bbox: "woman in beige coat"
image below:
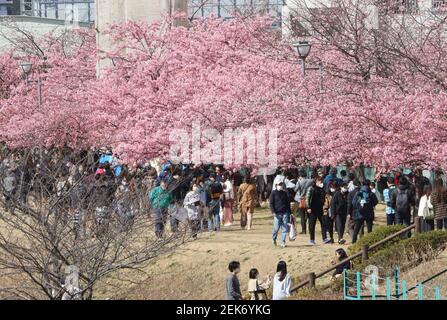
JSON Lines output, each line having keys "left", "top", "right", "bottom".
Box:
{"left": 237, "top": 176, "right": 258, "bottom": 230}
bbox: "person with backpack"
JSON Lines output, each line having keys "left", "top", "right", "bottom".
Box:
{"left": 306, "top": 176, "right": 328, "bottom": 245}
{"left": 331, "top": 182, "right": 349, "bottom": 244}
{"left": 391, "top": 177, "right": 416, "bottom": 234}
{"left": 383, "top": 177, "right": 397, "bottom": 226}
{"left": 351, "top": 180, "right": 378, "bottom": 244}
{"left": 417, "top": 184, "right": 434, "bottom": 232}
{"left": 270, "top": 182, "right": 291, "bottom": 248}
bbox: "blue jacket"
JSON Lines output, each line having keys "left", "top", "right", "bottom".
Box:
{"left": 352, "top": 186, "right": 378, "bottom": 220}
{"left": 323, "top": 174, "right": 342, "bottom": 188}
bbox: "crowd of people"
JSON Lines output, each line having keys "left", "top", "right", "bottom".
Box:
{"left": 2, "top": 148, "right": 446, "bottom": 243}
{"left": 2, "top": 149, "right": 447, "bottom": 300}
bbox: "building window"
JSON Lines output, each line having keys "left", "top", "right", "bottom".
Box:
{"left": 20, "top": 0, "right": 94, "bottom": 22}
{"left": 188, "top": 0, "right": 285, "bottom": 26}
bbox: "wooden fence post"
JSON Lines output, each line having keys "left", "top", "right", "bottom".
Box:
{"left": 415, "top": 216, "right": 422, "bottom": 234}
{"left": 308, "top": 272, "right": 316, "bottom": 288}
{"left": 361, "top": 244, "right": 369, "bottom": 262}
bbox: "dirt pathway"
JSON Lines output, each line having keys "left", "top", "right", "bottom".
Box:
{"left": 97, "top": 204, "right": 387, "bottom": 300}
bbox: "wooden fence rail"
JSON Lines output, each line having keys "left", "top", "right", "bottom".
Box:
{"left": 290, "top": 217, "right": 421, "bottom": 293}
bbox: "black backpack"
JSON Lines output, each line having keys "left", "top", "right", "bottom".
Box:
{"left": 396, "top": 188, "right": 411, "bottom": 214}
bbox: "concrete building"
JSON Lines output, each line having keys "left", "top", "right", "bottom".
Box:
{"left": 20, "top": 0, "right": 96, "bottom": 23}
{"left": 0, "top": 0, "right": 20, "bottom": 15}
{"left": 188, "top": 0, "right": 286, "bottom": 27}
{"left": 283, "top": 0, "right": 447, "bottom": 39}
{"left": 0, "top": 15, "right": 92, "bottom": 52}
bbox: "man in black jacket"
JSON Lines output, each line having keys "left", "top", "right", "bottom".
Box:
{"left": 347, "top": 179, "right": 361, "bottom": 239}
{"left": 270, "top": 182, "right": 291, "bottom": 248}
{"left": 391, "top": 176, "right": 416, "bottom": 237}
{"left": 331, "top": 182, "right": 349, "bottom": 244}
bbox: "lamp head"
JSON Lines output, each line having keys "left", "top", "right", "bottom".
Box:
{"left": 293, "top": 41, "right": 312, "bottom": 60}
{"left": 20, "top": 62, "right": 33, "bottom": 75}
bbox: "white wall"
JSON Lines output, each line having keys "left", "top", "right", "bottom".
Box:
{"left": 0, "top": 15, "right": 91, "bottom": 53}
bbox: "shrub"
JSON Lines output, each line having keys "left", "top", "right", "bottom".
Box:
{"left": 356, "top": 230, "right": 447, "bottom": 276}
{"left": 348, "top": 224, "right": 406, "bottom": 255}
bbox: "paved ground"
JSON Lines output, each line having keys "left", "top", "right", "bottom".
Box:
{"left": 96, "top": 204, "right": 388, "bottom": 300}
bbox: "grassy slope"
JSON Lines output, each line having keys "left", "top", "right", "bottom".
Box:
{"left": 95, "top": 204, "right": 387, "bottom": 300}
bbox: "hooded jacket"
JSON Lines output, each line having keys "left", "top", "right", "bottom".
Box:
{"left": 352, "top": 186, "right": 378, "bottom": 220}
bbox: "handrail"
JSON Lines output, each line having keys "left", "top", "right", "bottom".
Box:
{"left": 290, "top": 222, "right": 417, "bottom": 293}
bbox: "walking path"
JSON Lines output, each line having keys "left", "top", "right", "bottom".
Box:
{"left": 97, "top": 204, "right": 387, "bottom": 300}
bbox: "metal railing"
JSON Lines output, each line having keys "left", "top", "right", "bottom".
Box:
{"left": 290, "top": 218, "right": 421, "bottom": 293}
{"left": 344, "top": 267, "right": 447, "bottom": 300}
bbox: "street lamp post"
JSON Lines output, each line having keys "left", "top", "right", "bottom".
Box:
{"left": 20, "top": 61, "right": 42, "bottom": 106}
{"left": 293, "top": 41, "right": 324, "bottom": 93}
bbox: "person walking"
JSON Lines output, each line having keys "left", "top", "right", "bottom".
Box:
{"left": 351, "top": 180, "right": 378, "bottom": 244}
{"left": 184, "top": 184, "right": 202, "bottom": 238}
{"left": 306, "top": 177, "right": 328, "bottom": 245}
{"left": 418, "top": 184, "right": 435, "bottom": 232}
{"left": 148, "top": 179, "right": 173, "bottom": 237}
{"left": 391, "top": 177, "right": 416, "bottom": 235}
{"left": 207, "top": 174, "right": 223, "bottom": 232}
{"left": 431, "top": 178, "right": 447, "bottom": 230}
{"left": 269, "top": 182, "right": 291, "bottom": 248}
{"left": 383, "top": 177, "right": 397, "bottom": 226}
{"left": 347, "top": 179, "right": 361, "bottom": 239}
{"left": 222, "top": 173, "right": 235, "bottom": 227}
{"left": 331, "top": 182, "right": 349, "bottom": 244}
{"left": 272, "top": 261, "right": 292, "bottom": 300}
{"left": 237, "top": 176, "right": 257, "bottom": 230}
{"left": 293, "top": 170, "right": 313, "bottom": 234}
{"left": 226, "top": 261, "right": 243, "bottom": 300}
{"left": 323, "top": 182, "right": 336, "bottom": 244}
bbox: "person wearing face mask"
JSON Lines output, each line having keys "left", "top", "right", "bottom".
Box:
{"left": 149, "top": 179, "right": 173, "bottom": 237}
{"left": 184, "top": 183, "right": 202, "bottom": 238}
{"left": 352, "top": 180, "right": 379, "bottom": 244}
{"left": 323, "top": 182, "right": 337, "bottom": 244}
{"left": 331, "top": 182, "right": 349, "bottom": 244}
{"left": 269, "top": 182, "right": 291, "bottom": 248}
{"left": 305, "top": 177, "right": 328, "bottom": 245}
{"left": 293, "top": 170, "right": 313, "bottom": 234}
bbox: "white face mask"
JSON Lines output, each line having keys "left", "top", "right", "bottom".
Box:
{"left": 330, "top": 188, "right": 336, "bottom": 193}
{"left": 317, "top": 183, "right": 324, "bottom": 188}
{"left": 277, "top": 185, "right": 284, "bottom": 191}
